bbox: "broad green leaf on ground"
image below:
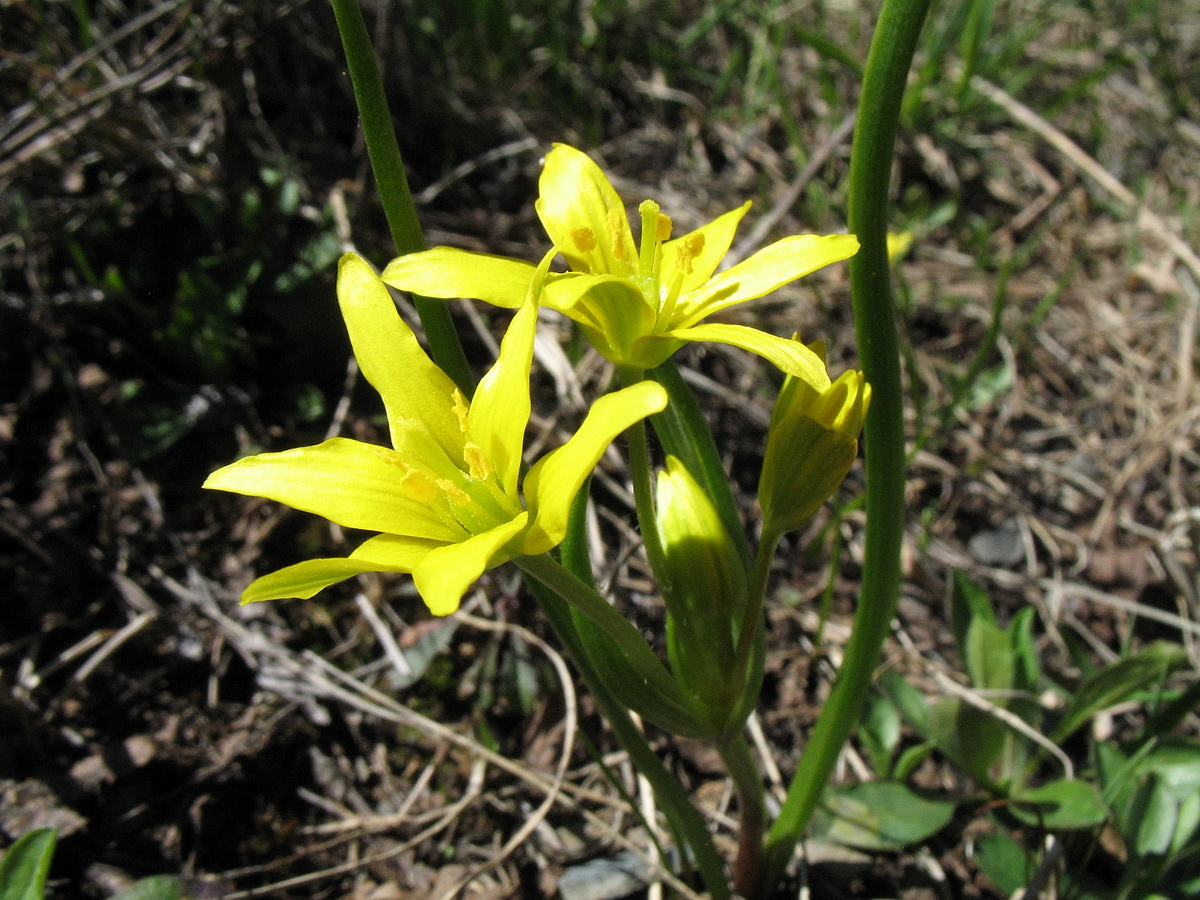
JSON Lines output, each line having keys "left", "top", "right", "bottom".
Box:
{"left": 1051, "top": 642, "right": 1188, "bottom": 743}
{"left": 929, "top": 697, "right": 1006, "bottom": 786}
{"left": 974, "top": 830, "right": 1036, "bottom": 896}
{"left": 111, "top": 876, "right": 193, "bottom": 900}
{"left": 0, "top": 829, "right": 55, "bottom": 900}
{"left": 949, "top": 570, "right": 997, "bottom": 660}
{"left": 1008, "top": 778, "right": 1108, "bottom": 830}
{"left": 810, "top": 782, "right": 956, "bottom": 851}
{"left": 965, "top": 617, "right": 1014, "bottom": 694}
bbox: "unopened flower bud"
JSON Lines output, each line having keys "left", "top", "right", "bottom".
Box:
{"left": 759, "top": 342, "right": 870, "bottom": 541}
{"left": 655, "top": 456, "right": 750, "bottom": 724}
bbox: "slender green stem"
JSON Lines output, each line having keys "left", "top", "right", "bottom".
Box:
{"left": 757, "top": 0, "right": 930, "bottom": 894}
{"left": 521, "top": 559, "right": 730, "bottom": 900}
{"left": 729, "top": 532, "right": 780, "bottom": 709}
{"left": 617, "top": 368, "right": 672, "bottom": 588}
{"left": 329, "top": 0, "right": 474, "bottom": 395}
{"left": 718, "top": 734, "right": 765, "bottom": 899}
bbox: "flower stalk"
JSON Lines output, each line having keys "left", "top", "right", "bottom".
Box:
{"left": 757, "top": 0, "right": 932, "bottom": 893}
{"left": 328, "top": 0, "right": 473, "bottom": 395}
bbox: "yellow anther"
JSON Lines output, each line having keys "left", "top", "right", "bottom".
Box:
{"left": 437, "top": 479, "right": 469, "bottom": 506}
{"left": 656, "top": 213, "right": 673, "bottom": 243}
{"left": 608, "top": 208, "right": 627, "bottom": 261}
{"left": 674, "top": 233, "right": 705, "bottom": 275}
{"left": 463, "top": 442, "right": 493, "bottom": 481}
{"left": 400, "top": 469, "right": 437, "bottom": 503}
{"left": 572, "top": 227, "right": 597, "bottom": 253}
{"left": 451, "top": 389, "right": 470, "bottom": 434}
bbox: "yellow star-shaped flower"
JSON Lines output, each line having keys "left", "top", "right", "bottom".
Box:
{"left": 205, "top": 252, "right": 666, "bottom": 615}
{"left": 382, "top": 144, "right": 858, "bottom": 382}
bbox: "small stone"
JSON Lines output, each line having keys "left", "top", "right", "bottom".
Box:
{"left": 558, "top": 851, "right": 652, "bottom": 900}
{"left": 967, "top": 523, "right": 1024, "bottom": 567}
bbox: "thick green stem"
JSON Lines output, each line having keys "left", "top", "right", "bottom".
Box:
{"left": 757, "top": 0, "right": 930, "bottom": 894}
{"left": 520, "top": 558, "right": 730, "bottom": 900}
{"left": 719, "top": 734, "right": 765, "bottom": 898}
{"left": 329, "top": 0, "right": 474, "bottom": 395}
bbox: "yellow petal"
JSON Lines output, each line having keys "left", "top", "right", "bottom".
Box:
{"left": 536, "top": 144, "right": 637, "bottom": 277}
{"left": 413, "top": 512, "right": 529, "bottom": 615}
{"left": 522, "top": 381, "right": 668, "bottom": 555}
{"left": 652, "top": 324, "right": 833, "bottom": 387}
{"left": 541, "top": 273, "right": 656, "bottom": 364}
{"left": 203, "top": 438, "right": 466, "bottom": 542}
{"left": 351, "top": 533, "right": 444, "bottom": 568}
{"left": 677, "top": 233, "right": 859, "bottom": 326}
{"left": 660, "top": 201, "right": 749, "bottom": 296}
{"left": 467, "top": 249, "right": 556, "bottom": 495}
{"left": 380, "top": 247, "right": 533, "bottom": 309}
{"left": 240, "top": 556, "right": 404, "bottom": 604}
{"left": 337, "top": 254, "right": 464, "bottom": 462}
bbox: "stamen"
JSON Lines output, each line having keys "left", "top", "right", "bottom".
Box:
{"left": 678, "top": 233, "right": 704, "bottom": 274}
{"left": 437, "top": 478, "right": 470, "bottom": 506}
{"left": 607, "top": 208, "right": 627, "bottom": 264}
{"left": 656, "top": 213, "right": 673, "bottom": 243}
{"left": 463, "top": 442, "right": 493, "bottom": 481}
{"left": 451, "top": 389, "right": 470, "bottom": 434}
{"left": 657, "top": 265, "right": 688, "bottom": 329}
{"left": 400, "top": 469, "right": 437, "bottom": 503}
{"left": 572, "top": 227, "right": 597, "bottom": 253}
{"left": 638, "top": 200, "right": 660, "bottom": 279}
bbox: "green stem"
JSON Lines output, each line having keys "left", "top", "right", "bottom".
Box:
{"left": 719, "top": 734, "right": 765, "bottom": 899}
{"left": 617, "top": 368, "right": 672, "bottom": 587}
{"left": 729, "top": 532, "right": 780, "bottom": 710}
{"left": 757, "top": 0, "right": 930, "bottom": 894}
{"left": 521, "top": 560, "right": 730, "bottom": 900}
{"left": 329, "top": 0, "right": 474, "bottom": 396}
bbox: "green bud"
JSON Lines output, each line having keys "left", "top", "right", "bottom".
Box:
{"left": 759, "top": 342, "right": 870, "bottom": 542}
{"left": 655, "top": 456, "right": 753, "bottom": 731}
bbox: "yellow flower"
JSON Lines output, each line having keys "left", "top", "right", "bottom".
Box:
{"left": 381, "top": 144, "right": 858, "bottom": 381}
{"left": 758, "top": 339, "right": 870, "bottom": 542}
{"left": 204, "top": 252, "right": 667, "bottom": 616}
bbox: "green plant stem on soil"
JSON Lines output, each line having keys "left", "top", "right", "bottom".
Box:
{"left": 756, "top": 0, "right": 931, "bottom": 894}
{"left": 719, "top": 733, "right": 766, "bottom": 898}
{"left": 329, "top": 0, "right": 474, "bottom": 396}
{"left": 517, "top": 554, "right": 731, "bottom": 900}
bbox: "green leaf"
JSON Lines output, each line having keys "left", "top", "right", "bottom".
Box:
{"left": 0, "top": 828, "right": 56, "bottom": 900}
{"left": 929, "top": 697, "right": 1005, "bottom": 786}
{"left": 894, "top": 741, "right": 935, "bottom": 782}
{"left": 810, "top": 782, "right": 955, "bottom": 851}
{"left": 1130, "top": 775, "right": 1178, "bottom": 856}
{"left": 1009, "top": 606, "right": 1042, "bottom": 695}
{"left": 880, "top": 668, "right": 932, "bottom": 737}
{"left": 974, "top": 830, "right": 1037, "bottom": 896}
{"left": 1009, "top": 778, "right": 1109, "bottom": 830}
{"left": 110, "top": 875, "right": 191, "bottom": 900}
{"left": 949, "top": 571, "right": 996, "bottom": 661}
{"left": 860, "top": 693, "right": 902, "bottom": 777}
{"left": 1051, "top": 642, "right": 1188, "bottom": 743}
{"left": 965, "top": 617, "right": 1013, "bottom": 693}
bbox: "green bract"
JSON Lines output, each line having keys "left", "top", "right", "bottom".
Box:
{"left": 656, "top": 456, "right": 757, "bottom": 734}
{"left": 382, "top": 144, "right": 858, "bottom": 378}
{"left": 204, "top": 252, "right": 667, "bottom": 616}
{"left": 758, "top": 339, "right": 870, "bottom": 542}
